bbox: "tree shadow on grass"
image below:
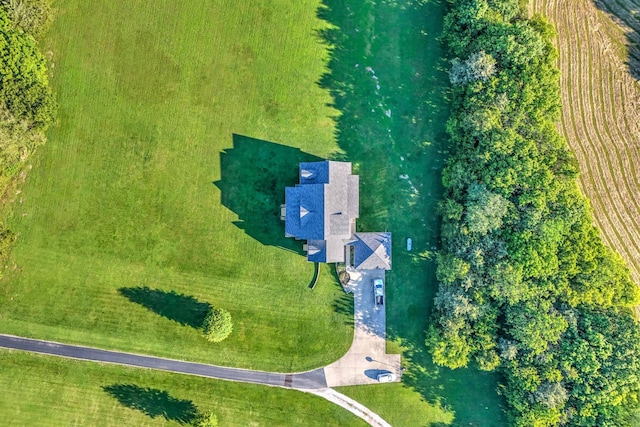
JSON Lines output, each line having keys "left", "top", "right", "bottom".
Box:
{"left": 119, "top": 286, "right": 211, "bottom": 329}
{"left": 593, "top": 0, "right": 640, "bottom": 80}
{"left": 103, "top": 384, "right": 198, "bottom": 424}
{"left": 317, "top": 0, "right": 507, "bottom": 424}
{"left": 328, "top": 263, "right": 355, "bottom": 326}
{"left": 214, "top": 134, "right": 321, "bottom": 252}
{"left": 332, "top": 290, "right": 354, "bottom": 327}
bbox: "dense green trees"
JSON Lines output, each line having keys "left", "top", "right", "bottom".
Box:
{"left": 1, "top": 0, "right": 52, "bottom": 37}
{"left": 428, "top": 0, "right": 640, "bottom": 425}
{"left": 0, "top": 2, "right": 53, "bottom": 268}
{"left": 0, "top": 6, "right": 53, "bottom": 128}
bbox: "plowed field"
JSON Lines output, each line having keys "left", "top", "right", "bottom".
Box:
{"left": 531, "top": 0, "right": 640, "bottom": 285}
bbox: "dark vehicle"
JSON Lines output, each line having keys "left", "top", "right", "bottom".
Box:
{"left": 373, "top": 278, "right": 384, "bottom": 306}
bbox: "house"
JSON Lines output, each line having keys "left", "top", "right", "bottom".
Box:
{"left": 283, "top": 160, "right": 391, "bottom": 270}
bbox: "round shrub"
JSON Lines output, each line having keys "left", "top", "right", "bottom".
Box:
{"left": 192, "top": 411, "right": 218, "bottom": 427}
{"left": 202, "top": 308, "right": 232, "bottom": 343}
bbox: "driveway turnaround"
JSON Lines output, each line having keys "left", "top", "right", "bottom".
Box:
{"left": 323, "top": 269, "right": 401, "bottom": 386}
{"left": 0, "top": 334, "right": 396, "bottom": 426}
{"left": 0, "top": 272, "right": 400, "bottom": 426}
{"left": 0, "top": 334, "right": 326, "bottom": 389}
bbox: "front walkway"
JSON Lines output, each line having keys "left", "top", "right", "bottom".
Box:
{"left": 323, "top": 269, "right": 401, "bottom": 386}
{"left": 305, "top": 388, "right": 392, "bottom": 427}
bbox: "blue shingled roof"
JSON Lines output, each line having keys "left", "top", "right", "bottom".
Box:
{"left": 352, "top": 232, "right": 392, "bottom": 270}
{"left": 285, "top": 160, "right": 368, "bottom": 265}
{"left": 307, "top": 240, "right": 326, "bottom": 262}
{"left": 299, "top": 161, "right": 329, "bottom": 184}
{"left": 285, "top": 184, "right": 324, "bottom": 240}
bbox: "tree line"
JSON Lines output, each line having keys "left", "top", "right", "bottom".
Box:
{"left": 427, "top": 0, "right": 640, "bottom": 425}
{"left": 0, "top": 0, "right": 54, "bottom": 262}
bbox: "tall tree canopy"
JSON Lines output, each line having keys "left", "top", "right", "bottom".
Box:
{"left": 428, "top": 1, "right": 640, "bottom": 425}
{"left": 0, "top": 3, "right": 53, "bottom": 274}
{"left": 0, "top": 7, "right": 53, "bottom": 128}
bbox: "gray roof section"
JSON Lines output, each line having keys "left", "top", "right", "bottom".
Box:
{"left": 347, "top": 175, "right": 359, "bottom": 218}
{"left": 351, "top": 232, "right": 392, "bottom": 270}
{"left": 323, "top": 161, "right": 357, "bottom": 236}
{"left": 324, "top": 238, "right": 349, "bottom": 263}
{"left": 323, "top": 161, "right": 358, "bottom": 262}
{"left": 284, "top": 161, "right": 362, "bottom": 263}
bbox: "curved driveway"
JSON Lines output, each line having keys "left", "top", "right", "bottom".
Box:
{"left": 0, "top": 334, "right": 392, "bottom": 426}
{"left": 0, "top": 334, "right": 325, "bottom": 389}
{"left": 0, "top": 270, "right": 398, "bottom": 427}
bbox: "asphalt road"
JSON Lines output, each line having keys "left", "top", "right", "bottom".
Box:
{"left": 0, "top": 334, "right": 327, "bottom": 389}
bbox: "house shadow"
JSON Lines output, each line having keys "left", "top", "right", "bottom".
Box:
{"left": 119, "top": 286, "right": 211, "bottom": 329}
{"left": 102, "top": 384, "right": 198, "bottom": 424}
{"left": 593, "top": 0, "right": 640, "bottom": 80}
{"left": 317, "top": 0, "right": 507, "bottom": 425}
{"left": 214, "top": 134, "right": 322, "bottom": 251}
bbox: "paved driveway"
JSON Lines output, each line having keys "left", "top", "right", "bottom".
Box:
{"left": 323, "top": 269, "right": 401, "bottom": 386}
{"left": 0, "top": 269, "right": 401, "bottom": 391}
{"left": 0, "top": 334, "right": 326, "bottom": 389}
{"left": 0, "top": 334, "right": 393, "bottom": 425}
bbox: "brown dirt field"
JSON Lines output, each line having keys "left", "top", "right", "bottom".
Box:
{"left": 530, "top": 0, "right": 640, "bottom": 286}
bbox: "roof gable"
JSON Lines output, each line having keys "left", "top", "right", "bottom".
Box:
{"left": 285, "top": 184, "right": 324, "bottom": 240}
{"left": 351, "top": 232, "right": 392, "bottom": 270}
{"left": 285, "top": 160, "right": 375, "bottom": 266}
{"left": 299, "top": 161, "right": 329, "bottom": 184}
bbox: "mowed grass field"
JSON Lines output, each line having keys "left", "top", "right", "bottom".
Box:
{"left": 0, "top": 0, "right": 353, "bottom": 371}
{"left": 0, "top": 350, "right": 365, "bottom": 426}
{"left": 0, "top": 0, "right": 509, "bottom": 425}
{"left": 530, "top": 0, "right": 640, "bottom": 286}
{"left": 317, "top": 0, "right": 507, "bottom": 425}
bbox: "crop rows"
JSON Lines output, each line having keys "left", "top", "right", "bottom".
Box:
{"left": 531, "top": 0, "right": 640, "bottom": 285}
{"left": 594, "top": 0, "right": 640, "bottom": 74}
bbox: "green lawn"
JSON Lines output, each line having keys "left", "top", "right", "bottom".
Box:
{"left": 0, "top": 350, "right": 365, "bottom": 426}
{"left": 0, "top": 0, "right": 509, "bottom": 425}
{"left": 0, "top": 0, "right": 352, "bottom": 371}
{"left": 320, "top": 0, "right": 508, "bottom": 425}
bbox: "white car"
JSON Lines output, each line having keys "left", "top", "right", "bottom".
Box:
{"left": 376, "top": 372, "right": 396, "bottom": 383}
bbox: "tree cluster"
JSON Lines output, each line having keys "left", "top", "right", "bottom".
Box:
{"left": 0, "top": 2, "right": 53, "bottom": 267}
{"left": 427, "top": 1, "right": 640, "bottom": 425}
{"left": 0, "top": 4, "right": 53, "bottom": 130}
{"left": 1, "top": 0, "right": 52, "bottom": 38}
